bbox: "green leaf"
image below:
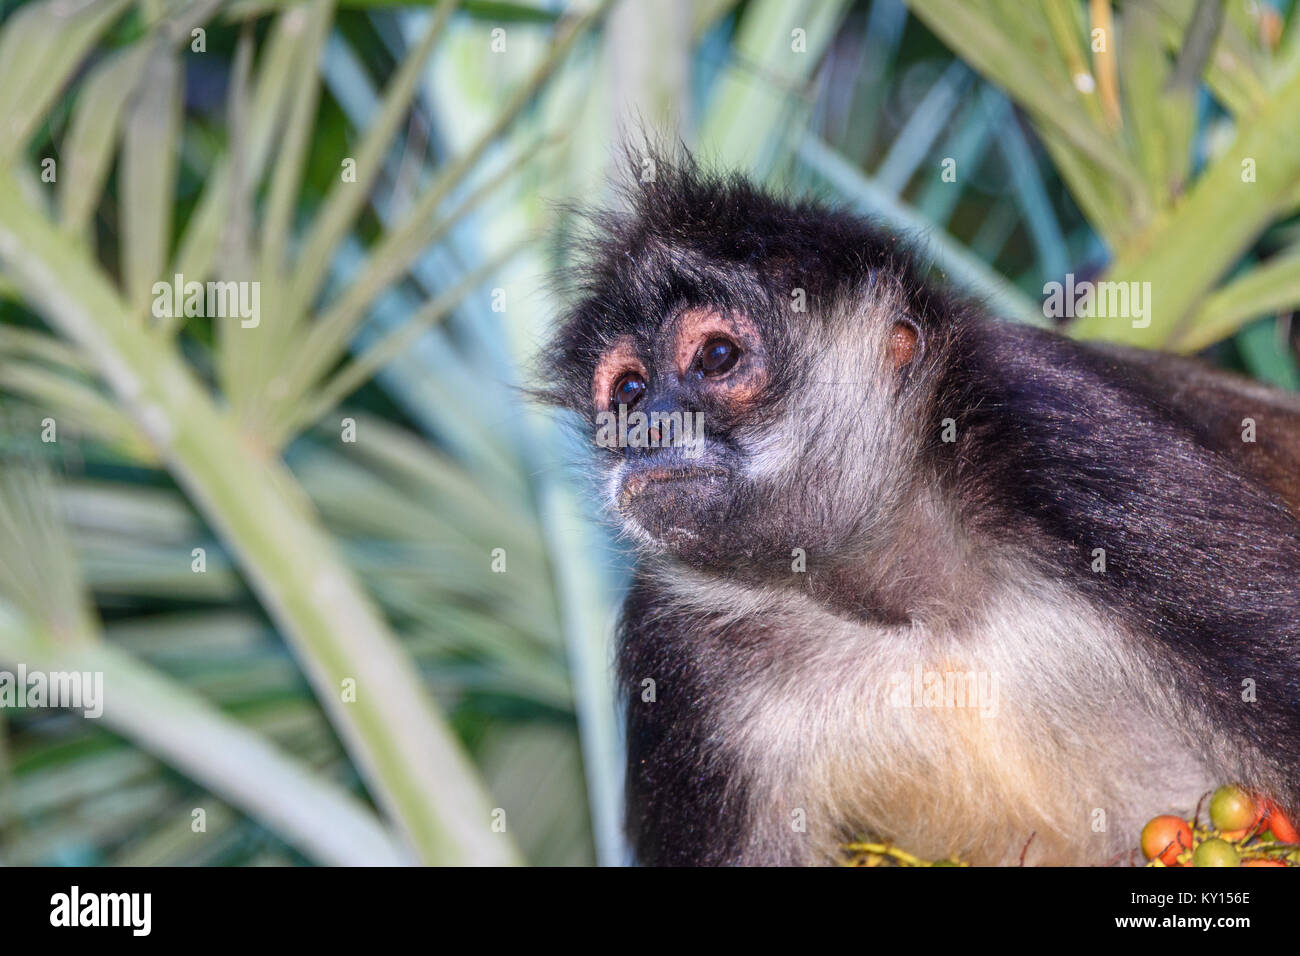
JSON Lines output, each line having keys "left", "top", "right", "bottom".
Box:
{"left": 1235, "top": 316, "right": 1300, "bottom": 390}
{"left": 0, "top": 163, "right": 521, "bottom": 865}
{"left": 286, "top": 0, "right": 460, "bottom": 317}
{"left": 1178, "top": 243, "right": 1300, "bottom": 351}
{"left": 120, "top": 48, "right": 183, "bottom": 317}
{"left": 1072, "top": 55, "right": 1300, "bottom": 345}
{"left": 0, "top": 0, "right": 134, "bottom": 163}
{"left": 58, "top": 44, "right": 151, "bottom": 239}
{"left": 907, "top": 0, "right": 1145, "bottom": 216}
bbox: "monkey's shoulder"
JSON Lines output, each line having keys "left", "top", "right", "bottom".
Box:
{"left": 967, "top": 323, "right": 1300, "bottom": 518}
{"left": 1086, "top": 340, "right": 1300, "bottom": 516}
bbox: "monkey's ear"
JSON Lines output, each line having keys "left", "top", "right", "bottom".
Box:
{"left": 888, "top": 317, "right": 922, "bottom": 371}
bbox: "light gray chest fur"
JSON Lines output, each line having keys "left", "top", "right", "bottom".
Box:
{"left": 660, "top": 570, "right": 1216, "bottom": 865}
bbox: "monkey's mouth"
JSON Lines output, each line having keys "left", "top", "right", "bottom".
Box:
{"left": 619, "top": 465, "right": 729, "bottom": 503}
{"left": 617, "top": 463, "right": 732, "bottom": 546}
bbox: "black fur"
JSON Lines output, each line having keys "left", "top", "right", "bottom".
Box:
{"left": 939, "top": 321, "right": 1300, "bottom": 799}
{"left": 617, "top": 575, "right": 754, "bottom": 866}
{"left": 542, "top": 154, "right": 964, "bottom": 413}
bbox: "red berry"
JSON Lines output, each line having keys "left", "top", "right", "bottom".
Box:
{"left": 1262, "top": 802, "right": 1299, "bottom": 843}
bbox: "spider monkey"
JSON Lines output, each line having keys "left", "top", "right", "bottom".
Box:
{"left": 543, "top": 153, "right": 1300, "bottom": 866}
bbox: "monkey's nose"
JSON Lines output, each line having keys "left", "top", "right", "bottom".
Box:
{"left": 636, "top": 395, "right": 683, "bottom": 450}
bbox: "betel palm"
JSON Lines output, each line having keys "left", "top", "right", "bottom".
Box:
{"left": 0, "top": 0, "right": 610, "bottom": 866}
{"left": 901, "top": 0, "right": 1300, "bottom": 357}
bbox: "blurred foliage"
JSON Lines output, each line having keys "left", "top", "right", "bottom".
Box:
{"left": 0, "top": 0, "right": 1298, "bottom": 867}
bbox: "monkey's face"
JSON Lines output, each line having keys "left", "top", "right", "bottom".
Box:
{"left": 589, "top": 304, "right": 775, "bottom": 559}
{"left": 579, "top": 285, "right": 926, "bottom": 576}
{"left": 551, "top": 157, "right": 943, "bottom": 573}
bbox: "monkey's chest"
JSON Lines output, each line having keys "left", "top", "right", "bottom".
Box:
{"left": 714, "top": 606, "right": 1207, "bottom": 865}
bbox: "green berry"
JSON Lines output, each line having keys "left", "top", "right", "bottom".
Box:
{"left": 1193, "top": 838, "right": 1240, "bottom": 867}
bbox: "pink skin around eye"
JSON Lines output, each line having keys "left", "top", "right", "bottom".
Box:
{"left": 672, "top": 307, "right": 768, "bottom": 407}
{"left": 592, "top": 336, "right": 646, "bottom": 412}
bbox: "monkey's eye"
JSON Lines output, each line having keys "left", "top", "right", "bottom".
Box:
{"left": 697, "top": 338, "right": 740, "bottom": 376}
{"left": 612, "top": 371, "right": 647, "bottom": 407}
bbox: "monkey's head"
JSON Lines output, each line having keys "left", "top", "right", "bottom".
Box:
{"left": 546, "top": 155, "right": 968, "bottom": 580}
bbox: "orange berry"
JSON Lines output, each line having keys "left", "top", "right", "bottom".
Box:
{"left": 1141, "top": 815, "right": 1194, "bottom": 866}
